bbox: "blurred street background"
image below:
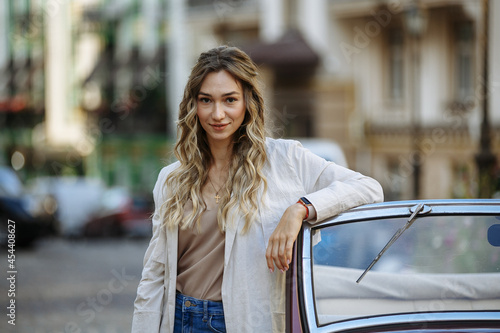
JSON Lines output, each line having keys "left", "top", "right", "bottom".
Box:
{"left": 0, "top": 0, "right": 499, "bottom": 332}
{"left": 0, "top": 238, "right": 148, "bottom": 333}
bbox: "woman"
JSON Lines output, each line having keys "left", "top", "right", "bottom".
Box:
{"left": 132, "top": 45, "right": 383, "bottom": 333}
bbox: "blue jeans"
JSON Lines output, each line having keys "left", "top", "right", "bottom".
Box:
{"left": 174, "top": 292, "right": 226, "bottom": 333}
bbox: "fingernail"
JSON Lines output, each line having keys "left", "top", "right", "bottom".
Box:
{"left": 269, "top": 268, "right": 274, "bottom": 273}
{"left": 280, "top": 269, "right": 284, "bottom": 273}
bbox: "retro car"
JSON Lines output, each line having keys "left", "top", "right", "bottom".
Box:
{"left": 287, "top": 199, "right": 500, "bottom": 332}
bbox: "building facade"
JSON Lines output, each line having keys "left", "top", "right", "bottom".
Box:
{"left": 1, "top": 0, "right": 498, "bottom": 199}
{"left": 323, "top": 0, "right": 500, "bottom": 199}
{"left": 174, "top": 0, "right": 499, "bottom": 199}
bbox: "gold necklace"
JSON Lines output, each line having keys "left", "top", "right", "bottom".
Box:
{"left": 208, "top": 176, "right": 223, "bottom": 204}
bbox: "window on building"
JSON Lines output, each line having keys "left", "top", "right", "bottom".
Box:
{"left": 387, "top": 28, "right": 405, "bottom": 104}
{"left": 215, "top": 24, "right": 259, "bottom": 46}
{"left": 454, "top": 21, "right": 474, "bottom": 102}
{"left": 451, "top": 162, "right": 475, "bottom": 199}
{"left": 384, "top": 158, "right": 405, "bottom": 201}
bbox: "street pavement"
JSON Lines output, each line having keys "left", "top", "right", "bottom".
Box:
{"left": 1, "top": 237, "right": 150, "bottom": 333}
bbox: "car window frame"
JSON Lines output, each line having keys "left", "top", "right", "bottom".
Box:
{"left": 297, "top": 199, "right": 500, "bottom": 332}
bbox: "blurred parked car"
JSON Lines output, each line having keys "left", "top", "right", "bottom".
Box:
{"left": 287, "top": 199, "right": 500, "bottom": 332}
{"left": 0, "top": 166, "right": 56, "bottom": 247}
{"left": 83, "top": 187, "right": 153, "bottom": 238}
{"left": 28, "top": 177, "right": 153, "bottom": 238}
{"left": 27, "top": 176, "right": 106, "bottom": 237}
{"left": 295, "top": 138, "right": 348, "bottom": 167}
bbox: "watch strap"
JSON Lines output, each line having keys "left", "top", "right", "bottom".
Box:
{"left": 297, "top": 197, "right": 312, "bottom": 220}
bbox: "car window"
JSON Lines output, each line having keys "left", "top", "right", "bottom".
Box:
{"left": 312, "top": 215, "right": 500, "bottom": 326}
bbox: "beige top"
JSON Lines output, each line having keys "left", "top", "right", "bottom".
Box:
{"left": 176, "top": 200, "right": 225, "bottom": 301}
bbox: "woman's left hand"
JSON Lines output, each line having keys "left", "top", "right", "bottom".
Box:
{"left": 265, "top": 203, "right": 307, "bottom": 273}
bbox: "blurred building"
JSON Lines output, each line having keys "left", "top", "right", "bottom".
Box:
{"left": 0, "top": 0, "right": 47, "bottom": 175}
{"left": 174, "top": 0, "right": 499, "bottom": 199}
{"left": 79, "top": 0, "right": 170, "bottom": 194}
{"left": 0, "top": 0, "right": 498, "bottom": 199}
{"left": 0, "top": 0, "right": 170, "bottom": 195}
{"left": 321, "top": 0, "right": 500, "bottom": 200}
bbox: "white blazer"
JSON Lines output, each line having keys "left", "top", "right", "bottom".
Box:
{"left": 132, "top": 138, "right": 384, "bottom": 332}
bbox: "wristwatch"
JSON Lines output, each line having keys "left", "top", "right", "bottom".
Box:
{"left": 297, "top": 197, "right": 313, "bottom": 220}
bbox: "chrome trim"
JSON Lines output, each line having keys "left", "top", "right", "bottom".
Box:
{"left": 314, "top": 199, "right": 500, "bottom": 228}
{"left": 315, "top": 312, "right": 500, "bottom": 333}
{"left": 301, "top": 225, "right": 317, "bottom": 330}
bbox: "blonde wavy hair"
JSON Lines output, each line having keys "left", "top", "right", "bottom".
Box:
{"left": 161, "top": 46, "right": 268, "bottom": 232}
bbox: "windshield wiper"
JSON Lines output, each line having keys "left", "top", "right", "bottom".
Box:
{"left": 356, "top": 203, "right": 425, "bottom": 283}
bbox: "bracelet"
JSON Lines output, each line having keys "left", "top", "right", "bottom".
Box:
{"left": 297, "top": 197, "right": 312, "bottom": 220}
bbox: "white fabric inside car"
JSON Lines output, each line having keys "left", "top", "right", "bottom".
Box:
{"left": 313, "top": 265, "right": 500, "bottom": 323}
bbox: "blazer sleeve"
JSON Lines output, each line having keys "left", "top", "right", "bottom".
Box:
{"left": 131, "top": 167, "right": 169, "bottom": 332}
{"left": 286, "top": 140, "right": 384, "bottom": 222}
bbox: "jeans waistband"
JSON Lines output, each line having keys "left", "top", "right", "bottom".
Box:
{"left": 175, "top": 292, "right": 224, "bottom": 315}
